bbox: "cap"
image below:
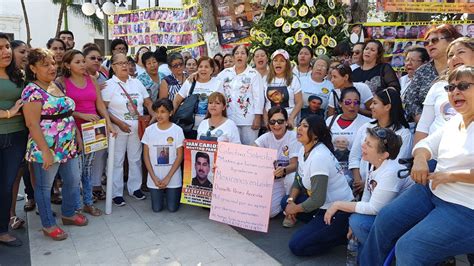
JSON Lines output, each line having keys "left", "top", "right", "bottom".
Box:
{"left": 271, "top": 49, "right": 290, "bottom": 60}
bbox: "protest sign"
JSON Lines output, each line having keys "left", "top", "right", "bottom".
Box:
{"left": 381, "top": 0, "right": 474, "bottom": 14}
{"left": 209, "top": 142, "right": 276, "bottom": 233}
{"left": 81, "top": 119, "right": 108, "bottom": 154}
{"left": 180, "top": 139, "right": 218, "bottom": 208}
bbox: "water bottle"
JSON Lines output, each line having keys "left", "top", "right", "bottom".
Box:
{"left": 346, "top": 238, "right": 358, "bottom": 266}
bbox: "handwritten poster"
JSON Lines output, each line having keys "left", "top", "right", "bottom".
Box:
{"left": 381, "top": 0, "right": 474, "bottom": 14}
{"left": 209, "top": 142, "right": 276, "bottom": 233}
{"left": 180, "top": 139, "right": 218, "bottom": 208}
{"left": 81, "top": 119, "right": 108, "bottom": 154}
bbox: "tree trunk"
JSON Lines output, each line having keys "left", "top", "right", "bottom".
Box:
{"left": 351, "top": 0, "right": 368, "bottom": 23}
{"left": 199, "top": 0, "right": 221, "bottom": 56}
{"left": 55, "top": 2, "right": 67, "bottom": 37}
{"left": 20, "top": 0, "right": 32, "bottom": 46}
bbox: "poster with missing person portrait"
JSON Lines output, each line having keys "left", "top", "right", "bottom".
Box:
{"left": 81, "top": 119, "right": 108, "bottom": 154}
{"left": 180, "top": 139, "right": 218, "bottom": 208}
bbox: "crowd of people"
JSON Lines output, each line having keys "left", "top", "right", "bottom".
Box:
{"left": 0, "top": 24, "right": 473, "bottom": 265}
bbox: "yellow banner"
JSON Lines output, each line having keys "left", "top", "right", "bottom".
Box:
{"left": 383, "top": 1, "right": 474, "bottom": 14}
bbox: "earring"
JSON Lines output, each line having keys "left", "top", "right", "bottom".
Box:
{"left": 33, "top": 73, "right": 36, "bottom": 80}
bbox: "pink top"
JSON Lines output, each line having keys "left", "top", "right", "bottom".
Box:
{"left": 65, "top": 75, "right": 98, "bottom": 130}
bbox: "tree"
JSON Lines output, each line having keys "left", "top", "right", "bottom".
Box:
{"left": 20, "top": 0, "right": 32, "bottom": 46}
{"left": 51, "top": 0, "right": 104, "bottom": 37}
{"left": 250, "top": 1, "right": 349, "bottom": 59}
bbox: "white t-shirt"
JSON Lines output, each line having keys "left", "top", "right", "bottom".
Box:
{"left": 297, "top": 144, "right": 353, "bottom": 210}
{"left": 217, "top": 66, "right": 265, "bottom": 125}
{"left": 292, "top": 66, "right": 312, "bottom": 85}
{"left": 141, "top": 123, "right": 185, "bottom": 189}
{"left": 418, "top": 80, "right": 457, "bottom": 134}
{"left": 350, "top": 64, "right": 360, "bottom": 71}
{"left": 197, "top": 119, "right": 241, "bottom": 144}
{"left": 399, "top": 74, "right": 412, "bottom": 101}
{"left": 414, "top": 114, "right": 474, "bottom": 209}
{"left": 348, "top": 122, "right": 413, "bottom": 181}
{"left": 102, "top": 75, "right": 150, "bottom": 135}
{"left": 178, "top": 77, "right": 224, "bottom": 130}
{"left": 136, "top": 64, "right": 146, "bottom": 78}
{"left": 255, "top": 130, "right": 301, "bottom": 194}
{"left": 355, "top": 159, "right": 414, "bottom": 215}
{"left": 328, "top": 82, "right": 373, "bottom": 110}
{"left": 300, "top": 78, "right": 333, "bottom": 111}
{"left": 158, "top": 64, "right": 172, "bottom": 81}
{"left": 264, "top": 77, "right": 302, "bottom": 116}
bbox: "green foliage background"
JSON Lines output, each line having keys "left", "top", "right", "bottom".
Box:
{"left": 250, "top": 1, "right": 348, "bottom": 60}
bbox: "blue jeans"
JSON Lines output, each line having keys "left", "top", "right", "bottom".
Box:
{"left": 0, "top": 130, "right": 27, "bottom": 234}
{"left": 150, "top": 187, "right": 181, "bottom": 212}
{"left": 75, "top": 152, "right": 95, "bottom": 208}
{"left": 359, "top": 184, "right": 474, "bottom": 266}
{"left": 280, "top": 195, "right": 350, "bottom": 256}
{"left": 33, "top": 157, "right": 81, "bottom": 228}
{"left": 348, "top": 213, "right": 376, "bottom": 260}
{"left": 281, "top": 194, "right": 316, "bottom": 223}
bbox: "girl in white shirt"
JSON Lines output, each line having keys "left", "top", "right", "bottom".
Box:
{"left": 264, "top": 49, "right": 303, "bottom": 128}
{"left": 324, "top": 127, "right": 413, "bottom": 249}
{"left": 142, "top": 99, "right": 184, "bottom": 212}
{"left": 197, "top": 92, "right": 240, "bottom": 144}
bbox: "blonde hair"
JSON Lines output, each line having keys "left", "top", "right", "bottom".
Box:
{"left": 205, "top": 92, "right": 227, "bottom": 119}
{"left": 267, "top": 55, "right": 293, "bottom": 86}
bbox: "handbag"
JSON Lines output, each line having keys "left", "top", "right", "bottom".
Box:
{"left": 173, "top": 80, "right": 198, "bottom": 134}
{"left": 117, "top": 83, "right": 150, "bottom": 139}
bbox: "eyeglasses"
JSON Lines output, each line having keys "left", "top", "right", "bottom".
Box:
{"left": 268, "top": 119, "right": 285, "bottom": 125}
{"left": 444, "top": 81, "right": 474, "bottom": 92}
{"left": 171, "top": 62, "right": 184, "bottom": 68}
{"left": 352, "top": 50, "right": 361, "bottom": 55}
{"left": 424, "top": 36, "right": 448, "bottom": 46}
{"left": 112, "top": 61, "right": 129, "bottom": 67}
{"left": 343, "top": 99, "right": 360, "bottom": 106}
{"left": 88, "top": 56, "right": 103, "bottom": 62}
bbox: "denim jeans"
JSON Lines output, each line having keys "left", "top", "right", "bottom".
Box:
{"left": 75, "top": 152, "right": 96, "bottom": 208}
{"left": 22, "top": 162, "right": 34, "bottom": 200}
{"left": 359, "top": 184, "right": 474, "bottom": 266}
{"left": 33, "top": 157, "right": 81, "bottom": 228}
{"left": 0, "top": 130, "right": 27, "bottom": 234}
{"left": 150, "top": 187, "right": 181, "bottom": 212}
{"left": 281, "top": 194, "right": 316, "bottom": 223}
{"left": 348, "top": 213, "right": 376, "bottom": 258}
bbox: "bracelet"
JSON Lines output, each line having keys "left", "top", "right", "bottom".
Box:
{"left": 286, "top": 197, "right": 294, "bottom": 203}
{"left": 6, "top": 110, "right": 11, "bottom": 119}
{"left": 283, "top": 167, "right": 287, "bottom": 175}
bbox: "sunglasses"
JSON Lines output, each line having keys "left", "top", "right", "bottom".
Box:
{"left": 372, "top": 127, "right": 389, "bottom": 149}
{"left": 171, "top": 63, "right": 184, "bottom": 68}
{"left": 424, "top": 36, "right": 448, "bottom": 46}
{"left": 343, "top": 99, "right": 360, "bottom": 106}
{"left": 88, "top": 56, "right": 103, "bottom": 62}
{"left": 269, "top": 119, "right": 285, "bottom": 125}
{"left": 444, "top": 81, "right": 474, "bottom": 92}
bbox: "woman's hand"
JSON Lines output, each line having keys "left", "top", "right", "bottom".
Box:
{"left": 151, "top": 175, "right": 161, "bottom": 188}
{"left": 411, "top": 156, "right": 429, "bottom": 185}
{"left": 323, "top": 203, "right": 339, "bottom": 225}
{"left": 429, "top": 171, "right": 452, "bottom": 190}
{"left": 287, "top": 117, "right": 295, "bottom": 129}
{"left": 9, "top": 99, "right": 23, "bottom": 116}
{"left": 187, "top": 72, "right": 197, "bottom": 83}
{"left": 42, "top": 150, "right": 54, "bottom": 170}
{"left": 352, "top": 178, "right": 365, "bottom": 195}
{"left": 284, "top": 202, "right": 300, "bottom": 216}
{"left": 273, "top": 167, "right": 285, "bottom": 178}
{"left": 107, "top": 123, "right": 117, "bottom": 137}
{"left": 346, "top": 227, "right": 353, "bottom": 240}
{"left": 158, "top": 175, "right": 171, "bottom": 189}
{"left": 118, "top": 121, "right": 131, "bottom": 133}
{"left": 251, "top": 116, "right": 261, "bottom": 130}
{"left": 80, "top": 113, "right": 101, "bottom": 122}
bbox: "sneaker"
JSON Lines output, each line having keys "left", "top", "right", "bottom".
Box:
{"left": 132, "top": 190, "right": 146, "bottom": 200}
{"left": 282, "top": 217, "right": 296, "bottom": 228}
{"left": 113, "top": 197, "right": 126, "bottom": 206}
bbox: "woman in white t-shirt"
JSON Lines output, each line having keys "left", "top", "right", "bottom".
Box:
{"left": 324, "top": 127, "right": 413, "bottom": 251}
{"left": 264, "top": 49, "right": 303, "bottom": 128}
{"left": 142, "top": 99, "right": 184, "bottom": 212}
{"left": 254, "top": 106, "right": 300, "bottom": 218}
{"left": 326, "top": 87, "right": 371, "bottom": 185}
{"left": 281, "top": 115, "right": 353, "bottom": 256}
{"left": 299, "top": 56, "right": 334, "bottom": 113}
{"left": 292, "top": 46, "right": 313, "bottom": 84}
{"left": 173, "top": 56, "right": 224, "bottom": 139}
{"left": 328, "top": 64, "right": 373, "bottom": 117}
{"left": 197, "top": 92, "right": 240, "bottom": 143}
{"left": 101, "top": 53, "right": 154, "bottom": 206}
{"left": 252, "top": 48, "right": 269, "bottom": 78}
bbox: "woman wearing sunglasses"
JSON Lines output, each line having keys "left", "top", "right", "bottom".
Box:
{"left": 404, "top": 24, "right": 462, "bottom": 123}
{"left": 415, "top": 37, "right": 473, "bottom": 152}
{"left": 360, "top": 65, "right": 474, "bottom": 265}
{"left": 159, "top": 52, "right": 186, "bottom": 102}
{"left": 83, "top": 46, "right": 107, "bottom": 85}
{"left": 280, "top": 115, "right": 353, "bottom": 255}
{"left": 254, "top": 106, "right": 300, "bottom": 218}
{"left": 349, "top": 87, "right": 412, "bottom": 196}
{"left": 324, "top": 127, "right": 413, "bottom": 255}
{"left": 196, "top": 92, "right": 240, "bottom": 143}
{"left": 327, "top": 87, "right": 371, "bottom": 186}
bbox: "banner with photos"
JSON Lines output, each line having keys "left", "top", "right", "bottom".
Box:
{"left": 358, "top": 20, "right": 473, "bottom": 71}
{"left": 380, "top": 0, "right": 474, "bottom": 14}
{"left": 213, "top": 0, "right": 264, "bottom": 45}
{"left": 112, "top": 4, "right": 202, "bottom": 48}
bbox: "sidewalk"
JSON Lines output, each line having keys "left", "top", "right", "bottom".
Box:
{"left": 27, "top": 195, "right": 279, "bottom": 265}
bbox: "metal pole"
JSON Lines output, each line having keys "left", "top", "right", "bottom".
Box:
{"left": 104, "top": 14, "right": 110, "bottom": 55}
{"left": 105, "top": 136, "right": 115, "bottom": 215}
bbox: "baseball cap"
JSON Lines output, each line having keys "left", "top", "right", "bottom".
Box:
{"left": 271, "top": 49, "right": 290, "bottom": 60}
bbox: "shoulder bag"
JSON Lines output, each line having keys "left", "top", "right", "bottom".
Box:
{"left": 117, "top": 83, "right": 150, "bottom": 139}
{"left": 173, "top": 79, "right": 198, "bottom": 134}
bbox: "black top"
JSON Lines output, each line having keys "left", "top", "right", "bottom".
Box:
{"left": 351, "top": 63, "right": 400, "bottom": 94}
{"left": 192, "top": 177, "right": 213, "bottom": 188}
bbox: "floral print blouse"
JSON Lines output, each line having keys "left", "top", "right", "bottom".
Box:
{"left": 22, "top": 82, "right": 78, "bottom": 163}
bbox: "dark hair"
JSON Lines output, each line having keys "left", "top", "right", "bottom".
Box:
{"left": 26, "top": 48, "right": 55, "bottom": 81}
{"left": 332, "top": 63, "right": 353, "bottom": 82}
{"left": 141, "top": 51, "right": 156, "bottom": 66}
{"left": 185, "top": 57, "right": 197, "bottom": 66}
{"left": 447, "top": 65, "right": 473, "bottom": 84}
{"left": 253, "top": 47, "right": 268, "bottom": 58}
{"left": 154, "top": 46, "right": 167, "bottom": 63}
{"left": 82, "top": 42, "right": 100, "bottom": 51}
{"left": 46, "top": 38, "right": 66, "bottom": 50}
{"left": 108, "top": 53, "right": 126, "bottom": 78}
{"left": 425, "top": 24, "right": 463, "bottom": 41}
{"left": 134, "top": 46, "right": 149, "bottom": 63}
{"left": 58, "top": 30, "right": 74, "bottom": 39}
{"left": 267, "top": 106, "right": 291, "bottom": 131}
{"left": 110, "top": 38, "right": 128, "bottom": 52}
{"left": 223, "top": 54, "right": 233, "bottom": 65}
{"left": 0, "top": 34, "right": 23, "bottom": 87}
{"left": 405, "top": 46, "right": 430, "bottom": 63}
{"left": 340, "top": 87, "right": 360, "bottom": 101}
{"left": 332, "top": 41, "right": 352, "bottom": 57}
{"left": 304, "top": 115, "right": 334, "bottom": 153}
{"left": 372, "top": 87, "right": 409, "bottom": 131}
{"left": 197, "top": 56, "right": 215, "bottom": 69}
{"left": 363, "top": 40, "right": 384, "bottom": 64}
{"left": 396, "top": 26, "right": 405, "bottom": 31}
{"left": 167, "top": 52, "right": 183, "bottom": 66}
{"left": 213, "top": 59, "right": 221, "bottom": 71}
{"left": 61, "top": 49, "right": 83, "bottom": 78}
{"left": 366, "top": 127, "right": 402, "bottom": 159}
{"left": 195, "top": 151, "right": 210, "bottom": 165}
{"left": 83, "top": 46, "right": 101, "bottom": 57}
{"left": 213, "top": 53, "right": 223, "bottom": 60}
{"left": 152, "top": 98, "right": 174, "bottom": 113}
{"left": 298, "top": 46, "right": 314, "bottom": 58}
{"left": 308, "top": 95, "right": 323, "bottom": 103}
{"left": 11, "top": 40, "right": 26, "bottom": 50}
{"left": 232, "top": 44, "right": 249, "bottom": 56}
{"left": 127, "top": 56, "right": 135, "bottom": 64}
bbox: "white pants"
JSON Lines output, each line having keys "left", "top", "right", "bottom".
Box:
{"left": 270, "top": 179, "right": 285, "bottom": 218}
{"left": 112, "top": 132, "right": 142, "bottom": 198}
{"left": 238, "top": 126, "right": 259, "bottom": 145}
